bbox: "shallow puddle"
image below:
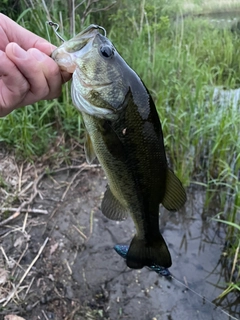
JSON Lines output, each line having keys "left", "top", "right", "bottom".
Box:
{"left": 70, "top": 183, "right": 239, "bottom": 319}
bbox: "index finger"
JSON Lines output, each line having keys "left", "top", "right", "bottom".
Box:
{"left": 0, "top": 14, "right": 54, "bottom": 55}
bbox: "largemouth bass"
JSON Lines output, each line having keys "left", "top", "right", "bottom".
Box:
{"left": 51, "top": 25, "right": 186, "bottom": 269}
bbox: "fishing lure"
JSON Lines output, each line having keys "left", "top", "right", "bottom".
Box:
{"left": 114, "top": 244, "right": 171, "bottom": 277}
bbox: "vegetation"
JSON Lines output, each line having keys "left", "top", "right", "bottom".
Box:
{"left": 0, "top": 0, "right": 239, "bottom": 298}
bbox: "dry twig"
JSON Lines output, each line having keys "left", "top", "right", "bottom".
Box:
{"left": 0, "top": 172, "right": 45, "bottom": 227}
{"left": 18, "top": 163, "right": 23, "bottom": 193}
{"left": 41, "top": 310, "right": 50, "bottom": 320}
{"left": 23, "top": 276, "right": 35, "bottom": 300}
{"left": 61, "top": 168, "right": 84, "bottom": 201}
{"left": 64, "top": 259, "right": 72, "bottom": 275}
{"left": 3, "top": 237, "right": 49, "bottom": 306}
{"left": 0, "top": 246, "right": 10, "bottom": 265}
{"left": 64, "top": 306, "right": 81, "bottom": 320}
{"left": 11, "top": 243, "right": 29, "bottom": 277}
{"left": 0, "top": 208, "right": 48, "bottom": 214}
{"left": 72, "top": 225, "right": 87, "bottom": 240}
{"left": 0, "top": 163, "right": 99, "bottom": 226}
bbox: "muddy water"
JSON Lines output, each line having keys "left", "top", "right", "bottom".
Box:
{"left": 33, "top": 169, "right": 239, "bottom": 320}
{"left": 70, "top": 183, "right": 238, "bottom": 320}
{"left": 1, "top": 168, "right": 239, "bottom": 319}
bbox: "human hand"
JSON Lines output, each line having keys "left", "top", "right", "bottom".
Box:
{"left": 0, "top": 13, "right": 71, "bottom": 117}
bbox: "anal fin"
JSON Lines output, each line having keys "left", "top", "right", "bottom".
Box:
{"left": 101, "top": 186, "right": 128, "bottom": 221}
{"left": 162, "top": 168, "right": 187, "bottom": 211}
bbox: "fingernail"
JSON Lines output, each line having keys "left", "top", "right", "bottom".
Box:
{"left": 12, "top": 43, "right": 27, "bottom": 59}
{"left": 30, "top": 48, "right": 46, "bottom": 61}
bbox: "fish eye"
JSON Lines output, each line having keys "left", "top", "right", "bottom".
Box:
{"left": 100, "top": 45, "right": 114, "bottom": 58}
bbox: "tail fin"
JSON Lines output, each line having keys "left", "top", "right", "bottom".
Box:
{"left": 126, "top": 234, "right": 172, "bottom": 269}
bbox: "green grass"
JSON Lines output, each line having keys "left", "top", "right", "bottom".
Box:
{"left": 0, "top": 0, "right": 239, "bottom": 297}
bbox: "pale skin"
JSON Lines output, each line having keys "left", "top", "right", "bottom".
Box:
{"left": 0, "top": 14, "right": 71, "bottom": 117}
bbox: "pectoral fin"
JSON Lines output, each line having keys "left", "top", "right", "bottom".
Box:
{"left": 162, "top": 168, "right": 187, "bottom": 211}
{"left": 84, "top": 131, "right": 96, "bottom": 164}
{"left": 101, "top": 186, "right": 128, "bottom": 221}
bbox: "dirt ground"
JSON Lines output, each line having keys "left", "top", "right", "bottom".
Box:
{"left": 0, "top": 151, "right": 239, "bottom": 320}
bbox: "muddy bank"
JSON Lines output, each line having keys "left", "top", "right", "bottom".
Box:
{"left": 0, "top": 163, "right": 239, "bottom": 320}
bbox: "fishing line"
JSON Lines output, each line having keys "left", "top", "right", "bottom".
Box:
{"left": 47, "top": 21, "right": 65, "bottom": 42}
{"left": 114, "top": 245, "right": 238, "bottom": 320}
{"left": 169, "top": 274, "right": 239, "bottom": 320}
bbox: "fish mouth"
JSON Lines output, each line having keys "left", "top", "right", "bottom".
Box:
{"left": 51, "top": 39, "right": 94, "bottom": 73}
{"left": 52, "top": 25, "right": 117, "bottom": 117}
{"left": 51, "top": 25, "right": 105, "bottom": 73}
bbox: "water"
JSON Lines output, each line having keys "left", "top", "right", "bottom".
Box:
{"left": 213, "top": 87, "right": 240, "bottom": 111}
{"left": 68, "top": 183, "right": 240, "bottom": 319}
{"left": 206, "top": 11, "right": 240, "bottom": 29}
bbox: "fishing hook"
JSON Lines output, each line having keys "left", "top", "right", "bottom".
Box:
{"left": 97, "top": 25, "right": 107, "bottom": 37}
{"left": 47, "top": 21, "right": 65, "bottom": 42}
